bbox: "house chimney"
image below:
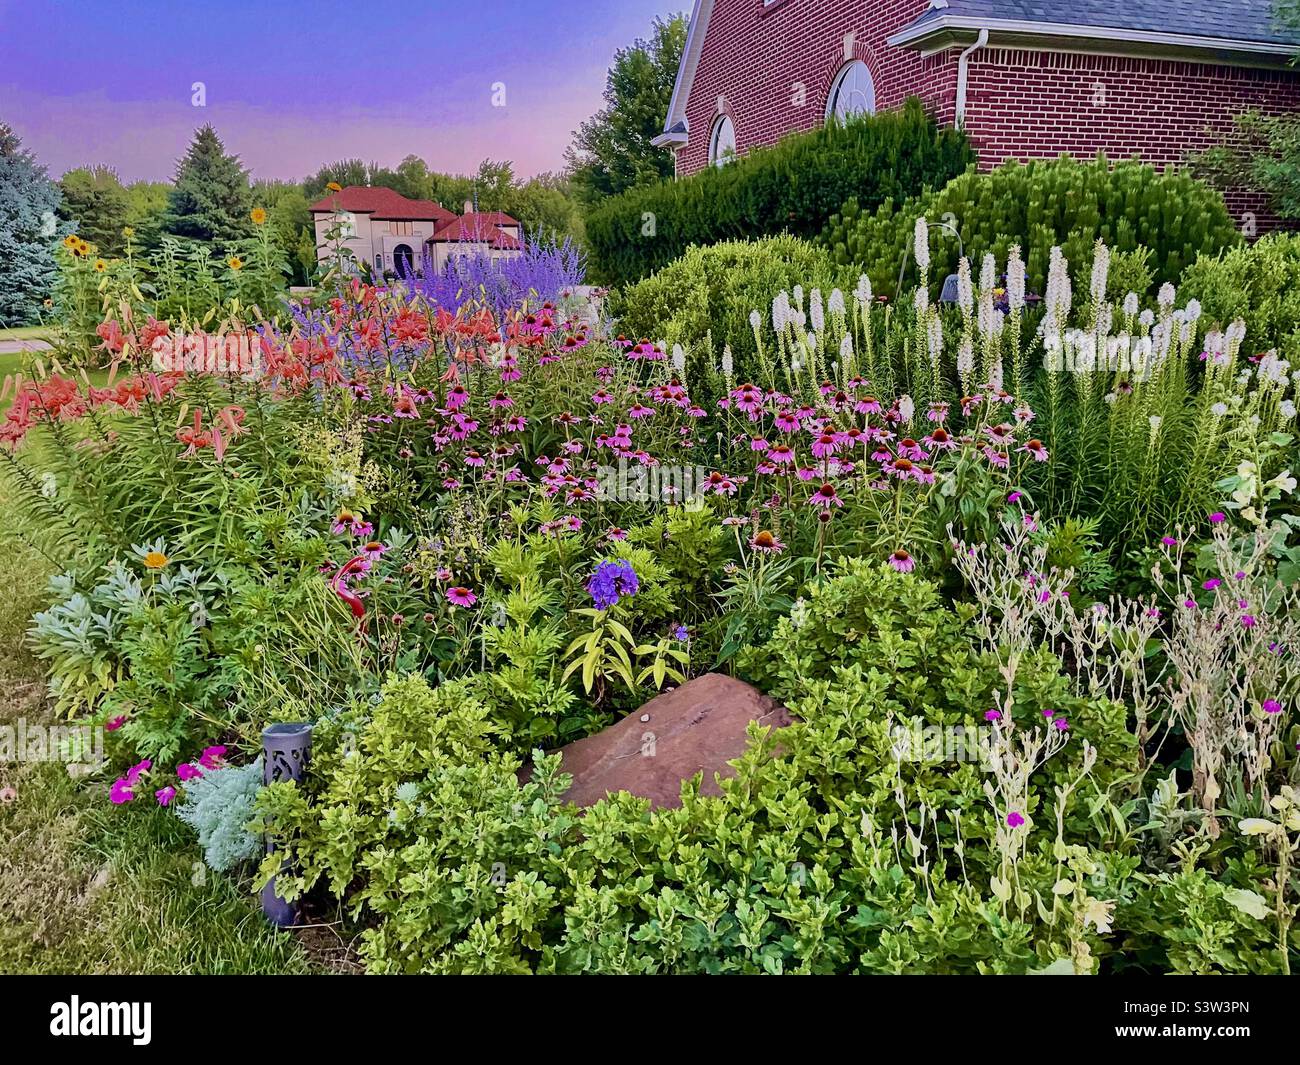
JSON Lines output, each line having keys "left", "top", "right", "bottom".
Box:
{"left": 464, "top": 199, "right": 474, "bottom": 215}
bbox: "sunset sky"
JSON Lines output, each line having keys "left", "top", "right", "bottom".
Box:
{"left": 0, "top": 0, "right": 678, "bottom": 182}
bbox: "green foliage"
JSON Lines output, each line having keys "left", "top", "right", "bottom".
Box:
{"left": 565, "top": 14, "right": 687, "bottom": 203}
{"left": 175, "top": 758, "right": 264, "bottom": 872}
{"left": 165, "top": 125, "right": 254, "bottom": 243}
{"left": 586, "top": 99, "right": 972, "bottom": 286}
{"left": 821, "top": 155, "right": 1240, "bottom": 297}
{"left": 58, "top": 166, "right": 132, "bottom": 258}
{"left": 0, "top": 123, "right": 65, "bottom": 327}
{"left": 1180, "top": 233, "right": 1300, "bottom": 361}
{"left": 607, "top": 235, "right": 838, "bottom": 399}
{"left": 1194, "top": 109, "right": 1300, "bottom": 223}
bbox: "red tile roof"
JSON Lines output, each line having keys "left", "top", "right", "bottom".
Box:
{"left": 428, "top": 213, "right": 521, "bottom": 249}
{"left": 308, "top": 185, "right": 457, "bottom": 223}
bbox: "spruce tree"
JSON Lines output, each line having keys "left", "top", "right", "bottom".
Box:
{"left": 165, "top": 125, "right": 253, "bottom": 242}
{"left": 0, "top": 124, "right": 63, "bottom": 327}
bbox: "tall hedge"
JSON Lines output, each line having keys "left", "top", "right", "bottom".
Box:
{"left": 584, "top": 98, "right": 973, "bottom": 287}
{"left": 820, "top": 154, "right": 1242, "bottom": 297}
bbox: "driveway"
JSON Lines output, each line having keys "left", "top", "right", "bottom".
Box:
{"left": 0, "top": 340, "right": 53, "bottom": 355}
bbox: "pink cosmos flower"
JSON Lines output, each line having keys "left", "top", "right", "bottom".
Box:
{"left": 446, "top": 586, "right": 478, "bottom": 607}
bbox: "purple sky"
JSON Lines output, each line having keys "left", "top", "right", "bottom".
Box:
{"left": 0, "top": 0, "right": 677, "bottom": 183}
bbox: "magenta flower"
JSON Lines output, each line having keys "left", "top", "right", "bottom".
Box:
{"left": 1203, "top": 578, "right": 1221, "bottom": 590}
{"left": 199, "top": 746, "right": 226, "bottom": 770}
{"left": 1209, "top": 511, "right": 1226, "bottom": 524}
{"left": 888, "top": 549, "right": 915, "bottom": 573}
{"left": 984, "top": 709, "right": 1001, "bottom": 722}
{"left": 1263, "top": 699, "right": 1283, "bottom": 715}
{"left": 155, "top": 786, "right": 177, "bottom": 807}
{"left": 1006, "top": 811, "right": 1025, "bottom": 828}
{"left": 125, "top": 759, "right": 151, "bottom": 784}
{"left": 177, "top": 762, "right": 203, "bottom": 782}
{"left": 446, "top": 586, "right": 478, "bottom": 607}
{"left": 105, "top": 715, "right": 127, "bottom": 732}
{"left": 361, "top": 540, "right": 388, "bottom": 561}
{"left": 1161, "top": 536, "right": 1178, "bottom": 547}
{"left": 1242, "top": 614, "right": 1257, "bottom": 628}
{"left": 110, "top": 778, "right": 135, "bottom": 804}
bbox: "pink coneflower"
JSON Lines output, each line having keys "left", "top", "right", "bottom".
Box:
{"left": 446, "top": 586, "right": 478, "bottom": 607}
{"left": 923, "top": 427, "right": 957, "bottom": 451}
{"left": 361, "top": 540, "right": 388, "bottom": 561}
{"left": 888, "top": 548, "right": 915, "bottom": 573}
{"left": 774, "top": 408, "right": 802, "bottom": 432}
{"left": 856, "top": 395, "right": 882, "bottom": 415}
{"left": 886, "top": 456, "right": 917, "bottom": 481}
{"left": 464, "top": 450, "right": 486, "bottom": 467}
{"left": 982, "top": 447, "right": 1010, "bottom": 469}
{"left": 489, "top": 391, "right": 514, "bottom": 410}
{"left": 810, "top": 482, "right": 844, "bottom": 509}
{"left": 628, "top": 403, "right": 654, "bottom": 419}
{"left": 1006, "top": 811, "right": 1025, "bottom": 828}
{"left": 1018, "top": 438, "right": 1049, "bottom": 462}
{"left": 1263, "top": 698, "right": 1283, "bottom": 715}
{"left": 606, "top": 527, "right": 628, "bottom": 541}
{"left": 896, "top": 438, "right": 927, "bottom": 461}
{"left": 591, "top": 389, "right": 613, "bottom": 404}
{"left": 811, "top": 432, "right": 841, "bottom": 459}
{"left": 445, "top": 384, "right": 469, "bottom": 409}
{"left": 748, "top": 530, "right": 786, "bottom": 554}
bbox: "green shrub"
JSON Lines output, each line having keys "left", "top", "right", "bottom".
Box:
{"left": 585, "top": 98, "right": 972, "bottom": 286}
{"left": 821, "top": 155, "right": 1241, "bottom": 298}
{"left": 1179, "top": 232, "right": 1300, "bottom": 360}
{"left": 606, "top": 235, "right": 838, "bottom": 399}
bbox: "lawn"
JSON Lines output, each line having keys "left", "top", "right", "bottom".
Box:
{"left": 0, "top": 325, "right": 55, "bottom": 342}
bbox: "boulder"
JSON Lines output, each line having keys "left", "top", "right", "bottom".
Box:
{"left": 542, "top": 673, "right": 792, "bottom": 809}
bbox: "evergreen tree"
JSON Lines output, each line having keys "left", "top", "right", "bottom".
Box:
{"left": 0, "top": 124, "right": 63, "bottom": 327}
{"left": 165, "top": 125, "right": 253, "bottom": 242}
{"left": 58, "top": 165, "right": 131, "bottom": 257}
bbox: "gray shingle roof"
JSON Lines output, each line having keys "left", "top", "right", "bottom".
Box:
{"left": 910, "top": 0, "right": 1300, "bottom": 47}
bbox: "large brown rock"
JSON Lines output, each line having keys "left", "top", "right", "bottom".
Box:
{"left": 545, "top": 673, "right": 792, "bottom": 809}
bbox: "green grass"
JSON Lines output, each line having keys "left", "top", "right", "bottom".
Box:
{"left": 0, "top": 472, "right": 328, "bottom": 973}
{"left": 0, "top": 351, "right": 112, "bottom": 418}
{"left": 0, "top": 325, "right": 54, "bottom": 342}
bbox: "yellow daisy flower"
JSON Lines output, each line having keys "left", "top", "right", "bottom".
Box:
{"left": 142, "top": 551, "right": 170, "bottom": 570}
{"left": 250, "top": 207, "right": 267, "bottom": 225}
{"left": 227, "top": 256, "right": 243, "bottom": 271}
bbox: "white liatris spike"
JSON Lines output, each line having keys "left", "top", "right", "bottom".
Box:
{"left": 1211, "top": 402, "right": 1228, "bottom": 417}
{"left": 793, "top": 284, "right": 804, "bottom": 311}
{"left": 840, "top": 333, "right": 853, "bottom": 362}
{"left": 1089, "top": 240, "right": 1110, "bottom": 306}
{"left": 1185, "top": 299, "right": 1202, "bottom": 322}
{"left": 721, "top": 345, "right": 734, "bottom": 377}
{"left": 899, "top": 395, "right": 915, "bottom": 424}
{"left": 772, "top": 291, "right": 789, "bottom": 332}
{"left": 957, "top": 337, "right": 974, "bottom": 378}
{"left": 1095, "top": 303, "right": 1113, "bottom": 340}
{"left": 749, "top": 309, "right": 761, "bottom": 332}
{"left": 1007, "top": 244, "right": 1025, "bottom": 311}
{"left": 957, "top": 256, "right": 973, "bottom": 315}
{"left": 855, "top": 274, "right": 872, "bottom": 304}
{"left": 810, "top": 288, "right": 824, "bottom": 333}
{"left": 927, "top": 315, "right": 943, "bottom": 361}
{"left": 1281, "top": 399, "right": 1297, "bottom": 420}
{"left": 1158, "top": 282, "right": 1176, "bottom": 308}
{"left": 977, "top": 285, "right": 994, "bottom": 338}
{"left": 1045, "top": 246, "right": 1072, "bottom": 329}
{"left": 1227, "top": 319, "right": 1248, "bottom": 346}
{"left": 913, "top": 285, "right": 929, "bottom": 315}
{"left": 989, "top": 358, "right": 1003, "bottom": 391}
{"left": 806, "top": 331, "right": 817, "bottom": 351}
{"left": 1138, "top": 309, "right": 1154, "bottom": 328}
{"left": 980, "top": 252, "right": 996, "bottom": 294}
{"left": 828, "top": 288, "right": 845, "bottom": 316}
{"left": 913, "top": 216, "right": 930, "bottom": 274}
{"left": 1148, "top": 415, "right": 1162, "bottom": 433}
{"left": 791, "top": 356, "right": 803, "bottom": 373}
{"left": 1122, "top": 292, "right": 1139, "bottom": 317}
{"left": 672, "top": 343, "right": 686, "bottom": 372}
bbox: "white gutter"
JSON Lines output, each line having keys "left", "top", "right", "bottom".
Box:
{"left": 887, "top": 15, "right": 1298, "bottom": 58}
{"left": 954, "top": 27, "right": 989, "bottom": 130}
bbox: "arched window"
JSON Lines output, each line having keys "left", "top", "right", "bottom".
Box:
{"left": 708, "top": 114, "right": 736, "bottom": 167}
{"left": 825, "top": 60, "right": 876, "bottom": 123}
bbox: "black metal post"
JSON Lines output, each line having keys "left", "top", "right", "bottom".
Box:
{"left": 260, "top": 722, "right": 312, "bottom": 927}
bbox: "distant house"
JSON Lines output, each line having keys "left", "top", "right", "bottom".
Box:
{"left": 308, "top": 186, "right": 522, "bottom": 276}
{"left": 654, "top": 0, "right": 1300, "bottom": 229}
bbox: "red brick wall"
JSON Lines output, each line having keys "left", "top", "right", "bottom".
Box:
{"left": 676, "top": 0, "right": 950, "bottom": 176}
{"left": 963, "top": 49, "right": 1300, "bottom": 231}
{"left": 675, "top": 3, "right": 1300, "bottom": 231}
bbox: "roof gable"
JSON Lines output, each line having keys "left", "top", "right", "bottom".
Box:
{"left": 308, "top": 186, "right": 457, "bottom": 222}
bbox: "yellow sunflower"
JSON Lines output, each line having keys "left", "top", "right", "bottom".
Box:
{"left": 93, "top": 259, "right": 107, "bottom": 272}
{"left": 325, "top": 181, "right": 343, "bottom": 192}
{"left": 227, "top": 256, "right": 244, "bottom": 271}
{"left": 250, "top": 207, "right": 267, "bottom": 225}
{"left": 122, "top": 226, "right": 134, "bottom": 238}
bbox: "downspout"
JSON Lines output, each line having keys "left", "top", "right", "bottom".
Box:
{"left": 954, "top": 27, "right": 989, "bottom": 130}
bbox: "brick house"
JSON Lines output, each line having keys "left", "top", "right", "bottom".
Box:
{"left": 308, "top": 186, "right": 521, "bottom": 276}
{"left": 654, "top": 0, "right": 1300, "bottom": 228}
